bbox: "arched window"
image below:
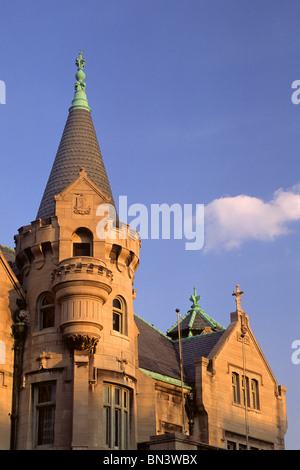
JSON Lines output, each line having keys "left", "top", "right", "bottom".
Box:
{"left": 72, "top": 227, "right": 93, "bottom": 257}
{"left": 232, "top": 372, "right": 240, "bottom": 404}
{"left": 113, "top": 297, "right": 126, "bottom": 334}
{"left": 39, "top": 293, "right": 55, "bottom": 329}
{"left": 251, "top": 379, "right": 260, "bottom": 409}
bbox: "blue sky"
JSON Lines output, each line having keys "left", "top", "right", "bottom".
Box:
{"left": 1, "top": 0, "right": 300, "bottom": 449}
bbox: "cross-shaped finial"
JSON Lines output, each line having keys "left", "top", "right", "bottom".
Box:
{"left": 232, "top": 284, "right": 244, "bottom": 312}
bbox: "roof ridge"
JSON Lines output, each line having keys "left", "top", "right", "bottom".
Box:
{"left": 166, "top": 310, "right": 191, "bottom": 334}
{"left": 188, "top": 309, "right": 197, "bottom": 329}
{"left": 134, "top": 313, "right": 172, "bottom": 341}
{"left": 0, "top": 244, "right": 15, "bottom": 252}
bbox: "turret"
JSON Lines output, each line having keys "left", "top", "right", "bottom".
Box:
{"left": 13, "top": 52, "right": 140, "bottom": 450}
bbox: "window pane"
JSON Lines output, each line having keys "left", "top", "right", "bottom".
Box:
{"left": 104, "top": 407, "right": 111, "bottom": 447}
{"left": 115, "top": 388, "right": 120, "bottom": 405}
{"left": 124, "top": 411, "right": 128, "bottom": 449}
{"left": 104, "top": 386, "right": 110, "bottom": 404}
{"left": 42, "top": 294, "right": 54, "bottom": 306}
{"left": 73, "top": 243, "right": 91, "bottom": 257}
{"left": 227, "top": 441, "right": 237, "bottom": 450}
{"left": 38, "top": 405, "right": 55, "bottom": 445}
{"left": 113, "top": 298, "right": 121, "bottom": 309}
{"left": 42, "top": 307, "right": 55, "bottom": 329}
{"left": 251, "top": 379, "right": 259, "bottom": 409}
{"left": 113, "top": 311, "right": 121, "bottom": 332}
{"left": 38, "top": 383, "right": 56, "bottom": 403}
{"left": 115, "top": 409, "right": 120, "bottom": 447}
{"left": 232, "top": 373, "right": 240, "bottom": 404}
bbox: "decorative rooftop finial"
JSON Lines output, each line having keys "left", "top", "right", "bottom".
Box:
{"left": 189, "top": 286, "right": 201, "bottom": 310}
{"left": 70, "top": 50, "right": 91, "bottom": 112}
{"left": 232, "top": 284, "right": 244, "bottom": 312}
{"left": 76, "top": 51, "right": 85, "bottom": 71}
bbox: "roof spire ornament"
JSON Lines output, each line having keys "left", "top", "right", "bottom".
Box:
{"left": 232, "top": 284, "right": 248, "bottom": 336}
{"left": 189, "top": 286, "right": 201, "bottom": 311}
{"left": 70, "top": 50, "right": 91, "bottom": 112}
{"left": 232, "top": 284, "right": 244, "bottom": 312}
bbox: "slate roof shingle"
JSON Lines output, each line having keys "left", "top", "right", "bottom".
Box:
{"left": 37, "top": 108, "right": 116, "bottom": 220}
{"left": 135, "top": 315, "right": 182, "bottom": 382}
{"left": 135, "top": 314, "right": 225, "bottom": 386}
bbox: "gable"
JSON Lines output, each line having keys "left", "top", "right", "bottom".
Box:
{"left": 208, "top": 316, "right": 279, "bottom": 386}
{"left": 54, "top": 167, "right": 112, "bottom": 220}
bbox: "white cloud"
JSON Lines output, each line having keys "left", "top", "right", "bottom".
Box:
{"left": 204, "top": 184, "right": 300, "bottom": 252}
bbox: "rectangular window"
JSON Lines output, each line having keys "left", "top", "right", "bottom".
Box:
{"left": 114, "top": 409, "right": 120, "bottom": 447}
{"left": 238, "top": 443, "right": 247, "bottom": 450}
{"left": 241, "top": 375, "right": 250, "bottom": 407}
{"left": 103, "top": 384, "right": 130, "bottom": 450}
{"left": 232, "top": 372, "right": 240, "bottom": 404}
{"left": 227, "top": 441, "right": 237, "bottom": 450}
{"left": 104, "top": 407, "right": 111, "bottom": 447}
{"left": 34, "top": 382, "right": 56, "bottom": 447}
{"left": 73, "top": 242, "right": 91, "bottom": 257}
{"left": 251, "top": 379, "right": 260, "bottom": 409}
{"left": 113, "top": 311, "right": 122, "bottom": 333}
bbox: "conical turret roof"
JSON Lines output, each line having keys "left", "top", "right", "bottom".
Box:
{"left": 36, "top": 51, "right": 116, "bottom": 220}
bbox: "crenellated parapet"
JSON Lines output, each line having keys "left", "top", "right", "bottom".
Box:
{"left": 52, "top": 256, "right": 113, "bottom": 285}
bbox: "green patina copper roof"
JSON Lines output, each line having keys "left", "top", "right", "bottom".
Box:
{"left": 167, "top": 287, "right": 225, "bottom": 340}
{"left": 139, "top": 368, "right": 192, "bottom": 389}
{"left": 69, "top": 51, "right": 91, "bottom": 112}
{"left": 134, "top": 288, "right": 227, "bottom": 386}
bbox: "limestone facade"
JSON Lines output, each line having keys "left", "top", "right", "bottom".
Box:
{"left": 0, "top": 52, "right": 287, "bottom": 451}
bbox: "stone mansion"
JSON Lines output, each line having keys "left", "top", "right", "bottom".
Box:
{"left": 0, "top": 52, "right": 287, "bottom": 451}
